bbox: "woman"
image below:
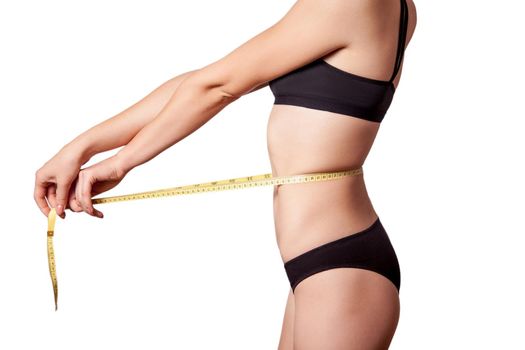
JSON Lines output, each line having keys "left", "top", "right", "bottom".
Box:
{"left": 34, "top": 0, "right": 417, "bottom": 348}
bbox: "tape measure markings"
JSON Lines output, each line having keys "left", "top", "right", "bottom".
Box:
{"left": 47, "top": 207, "right": 58, "bottom": 311}
{"left": 91, "top": 168, "right": 363, "bottom": 204}
{"left": 46, "top": 167, "right": 363, "bottom": 310}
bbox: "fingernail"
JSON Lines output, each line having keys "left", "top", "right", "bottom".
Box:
{"left": 57, "top": 204, "right": 63, "bottom": 215}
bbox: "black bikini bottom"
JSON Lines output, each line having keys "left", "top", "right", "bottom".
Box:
{"left": 283, "top": 217, "right": 401, "bottom": 293}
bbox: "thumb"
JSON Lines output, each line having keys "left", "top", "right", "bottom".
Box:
{"left": 56, "top": 179, "right": 72, "bottom": 218}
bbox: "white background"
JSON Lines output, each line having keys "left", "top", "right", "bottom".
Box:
{"left": 1, "top": 0, "right": 524, "bottom": 349}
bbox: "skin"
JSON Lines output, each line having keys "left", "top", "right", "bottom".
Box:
{"left": 33, "top": 70, "right": 198, "bottom": 219}
{"left": 34, "top": 0, "right": 417, "bottom": 348}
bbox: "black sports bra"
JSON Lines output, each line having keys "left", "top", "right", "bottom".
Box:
{"left": 269, "top": 0, "right": 409, "bottom": 123}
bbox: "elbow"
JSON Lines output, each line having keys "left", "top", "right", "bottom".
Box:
{"left": 174, "top": 83, "right": 232, "bottom": 110}
{"left": 167, "top": 74, "right": 239, "bottom": 126}
{"left": 178, "top": 73, "right": 240, "bottom": 108}
{"left": 209, "top": 84, "right": 241, "bottom": 108}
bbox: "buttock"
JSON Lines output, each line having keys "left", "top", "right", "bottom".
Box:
{"left": 283, "top": 217, "right": 401, "bottom": 294}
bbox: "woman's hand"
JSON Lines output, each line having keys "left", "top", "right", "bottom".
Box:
{"left": 34, "top": 147, "right": 86, "bottom": 219}
{"left": 69, "top": 154, "right": 128, "bottom": 218}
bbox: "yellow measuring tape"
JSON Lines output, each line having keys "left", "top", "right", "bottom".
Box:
{"left": 46, "top": 167, "right": 363, "bottom": 310}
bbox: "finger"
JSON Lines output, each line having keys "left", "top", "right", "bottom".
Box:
{"left": 49, "top": 184, "right": 66, "bottom": 219}
{"left": 34, "top": 185, "right": 51, "bottom": 217}
{"left": 92, "top": 206, "right": 104, "bottom": 219}
{"left": 84, "top": 177, "right": 104, "bottom": 218}
{"left": 47, "top": 184, "right": 59, "bottom": 215}
{"left": 77, "top": 171, "right": 95, "bottom": 216}
{"left": 55, "top": 177, "right": 72, "bottom": 218}
{"left": 34, "top": 173, "right": 51, "bottom": 217}
{"left": 68, "top": 183, "right": 83, "bottom": 212}
{"left": 81, "top": 174, "right": 104, "bottom": 218}
{"left": 69, "top": 197, "right": 83, "bottom": 212}
{"left": 76, "top": 171, "right": 86, "bottom": 213}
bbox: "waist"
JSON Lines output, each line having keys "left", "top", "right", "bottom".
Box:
{"left": 273, "top": 172, "right": 373, "bottom": 219}
{"left": 272, "top": 168, "right": 378, "bottom": 259}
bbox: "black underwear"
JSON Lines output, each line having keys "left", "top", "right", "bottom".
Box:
{"left": 283, "top": 217, "right": 401, "bottom": 293}
{"left": 269, "top": 0, "right": 409, "bottom": 123}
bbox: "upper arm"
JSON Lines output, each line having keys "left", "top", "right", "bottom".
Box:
{"left": 182, "top": 0, "right": 356, "bottom": 99}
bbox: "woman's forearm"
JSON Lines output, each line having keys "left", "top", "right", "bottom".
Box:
{"left": 63, "top": 69, "right": 199, "bottom": 163}
{"left": 114, "top": 79, "right": 237, "bottom": 174}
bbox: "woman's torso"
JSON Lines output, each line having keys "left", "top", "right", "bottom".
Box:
{"left": 267, "top": 0, "right": 417, "bottom": 263}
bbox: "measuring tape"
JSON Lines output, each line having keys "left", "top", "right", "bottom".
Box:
{"left": 46, "top": 167, "right": 363, "bottom": 310}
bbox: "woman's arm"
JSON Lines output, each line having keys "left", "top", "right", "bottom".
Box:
{"left": 34, "top": 69, "right": 197, "bottom": 218}
{"left": 71, "top": 0, "right": 358, "bottom": 217}
{"left": 63, "top": 69, "right": 199, "bottom": 164}
{"left": 114, "top": 78, "right": 237, "bottom": 174}
{"left": 114, "top": 0, "right": 355, "bottom": 174}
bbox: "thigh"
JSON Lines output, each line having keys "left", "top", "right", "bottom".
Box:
{"left": 278, "top": 288, "right": 295, "bottom": 350}
{"left": 293, "top": 267, "right": 400, "bottom": 350}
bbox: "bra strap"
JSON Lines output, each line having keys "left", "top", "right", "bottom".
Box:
{"left": 389, "top": 0, "right": 409, "bottom": 83}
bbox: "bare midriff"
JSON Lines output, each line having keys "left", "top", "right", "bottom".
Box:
{"left": 267, "top": 103, "right": 384, "bottom": 264}
{"left": 266, "top": 0, "right": 415, "bottom": 264}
